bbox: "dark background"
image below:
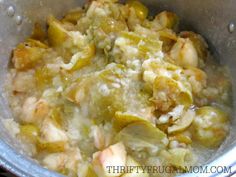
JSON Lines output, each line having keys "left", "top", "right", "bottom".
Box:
{"left": 0, "top": 167, "right": 16, "bottom": 177}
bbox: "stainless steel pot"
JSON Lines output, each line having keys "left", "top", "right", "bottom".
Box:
{"left": 0, "top": 0, "right": 235, "bottom": 176}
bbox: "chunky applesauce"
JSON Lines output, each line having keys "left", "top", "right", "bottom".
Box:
{"left": 5, "top": 0, "right": 232, "bottom": 176}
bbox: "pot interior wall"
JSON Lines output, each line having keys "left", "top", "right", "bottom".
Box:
{"left": 0, "top": 0, "right": 235, "bottom": 176}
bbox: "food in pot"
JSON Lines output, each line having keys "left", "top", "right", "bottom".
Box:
{"left": 5, "top": 0, "right": 232, "bottom": 176}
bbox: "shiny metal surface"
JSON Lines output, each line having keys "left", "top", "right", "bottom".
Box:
{"left": 0, "top": 0, "right": 235, "bottom": 176}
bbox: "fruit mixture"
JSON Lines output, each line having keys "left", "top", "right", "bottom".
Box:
{"left": 5, "top": 0, "right": 232, "bottom": 176}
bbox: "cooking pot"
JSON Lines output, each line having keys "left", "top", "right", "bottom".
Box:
{"left": 0, "top": 0, "right": 235, "bottom": 176}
